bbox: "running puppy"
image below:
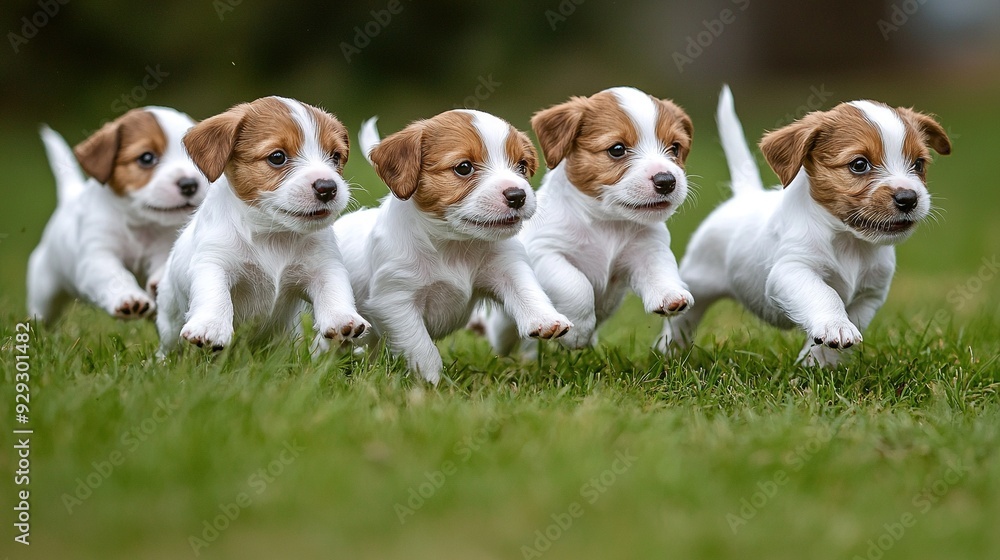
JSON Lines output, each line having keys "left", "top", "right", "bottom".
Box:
{"left": 27, "top": 107, "right": 205, "bottom": 323}
{"left": 156, "top": 96, "right": 368, "bottom": 354}
{"left": 334, "top": 110, "right": 572, "bottom": 384}
{"left": 482, "top": 87, "right": 694, "bottom": 355}
{"left": 659, "top": 86, "right": 951, "bottom": 365}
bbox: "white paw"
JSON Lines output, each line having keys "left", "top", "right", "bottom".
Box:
{"left": 181, "top": 316, "right": 233, "bottom": 350}
{"left": 809, "top": 319, "right": 862, "bottom": 350}
{"left": 526, "top": 315, "right": 573, "bottom": 340}
{"left": 110, "top": 293, "right": 156, "bottom": 320}
{"left": 410, "top": 352, "right": 443, "bottom": 385}
{"left": 317, "top": 312, "right": 370, "bottom": 343}
{"left": 651, "top": 288, "right": 694, "bottom": 317}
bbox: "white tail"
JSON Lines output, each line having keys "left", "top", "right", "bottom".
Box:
{"left": 717, "top": 85, "right": 764, "bottom": 196}
{"left": 39, "top": 125, "right": 87, "bottom": 204}
{"left": 358, "top": 117, "right": 381, "bottom": 165}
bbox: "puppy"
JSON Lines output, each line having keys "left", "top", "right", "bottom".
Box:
{"left": 156, "top": 96, "right": 368, "bottom": 354}
{"left": 481, "top": 87, "right": 694, "bottom": 356}
{"left": 659, "top": 86, "right": 951, "bottom": 365}
{"left": 27, "top": 107, "right": 206, "bottom": 323}
{"left": 334, "top": 110, "right": 572, "bottom": 384}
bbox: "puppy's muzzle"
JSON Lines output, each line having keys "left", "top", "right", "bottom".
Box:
{"left": 177, "top": 177, "right": 200, "bottom": 198}
{"left": 313, "top": 179, "right": 338, "bottom": 203}
{"left": 503, "top": 187, "right": 527, "bottom": 209}
{"left": 652, "top": 172, "right": 677, "bottom": 195}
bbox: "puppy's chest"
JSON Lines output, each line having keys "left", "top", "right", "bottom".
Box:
{"left": 411, "top": 258, "right": 479, "bottom": 339}
{"left": 230, "top": 247, "right": 311, "bottom": 316}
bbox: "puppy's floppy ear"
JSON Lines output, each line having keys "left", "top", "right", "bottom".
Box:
{"left": 370, "top": 122, "right": 423, "bottom": 200}
{"left": 183, "top": 104, "right": 247, "bottom": 182}
{"left": 531, "top": 97, "right": 587, "bottom": 169}
{"left": 897, "top": 107, "right": 952, "bottom": 156}
{"left": 74, "top": 120, "right": 121, "bottom": 184}
{"left": 655, "top": 98, "right": 694, "bottom": 163}
{"left": 759, "top": 112, "right": 826, "bottom": 187}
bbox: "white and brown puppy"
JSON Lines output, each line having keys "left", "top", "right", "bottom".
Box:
{"left": 27, "top": 107, "right": 206, "bottom": 323}
{"left": 659, "top": 86, "right": 951, "bottom": 365}
{"left": 482, "top": 87, "right": 694, "bottom": 355}
{"left": 334, "top": 110, "right": 572, "bottom": 384}
{"left": 156, "top": 96, "right": 368, "bottom": 354}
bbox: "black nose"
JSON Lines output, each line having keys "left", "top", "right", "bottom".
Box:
{"left": 652, "top": 172, "right": 676, "bottom": 195}
{"left": 177, "top": 178, "right": 199, "bottom": 198}
{"left": 503, "top": 187, "right": 526, "bottom": 209}
{"left": 892, "top": 189, "right": 918, "bottom": 212}
{"left": 313, "top": 179, "right": 338, "bottom": 203}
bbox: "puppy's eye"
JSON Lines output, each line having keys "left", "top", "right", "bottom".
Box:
{"left": 607, "top": 143, "right": 627, "bottom": 159}
{"left": 848, "top": 157, "right": 871, "bottom": 175}
{"left": 913, "top": 157, "right": 926, "bottom": 174}
{"left": 267, "top": 151, "right": 287, "bottom": 167}
{"left": 454, "top": 161, "right": 474, "bottom": 177}
{"left": 331, "top": 152, "right": 342, "bottom": 166}
{"left": 516, "top": 160, "right": 529, "bottom": 176}
{"left": 137, "top": 152, "right": 158, "bottom": 168}
{"left": 668, "top": 142, "right": 681, "bottom": 157}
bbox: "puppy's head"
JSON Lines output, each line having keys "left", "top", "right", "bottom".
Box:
{"left": 369, "top": 109, "right": 538, "bottom": 241}
{"left": 760, "top": 101, "right": 951, "bottom": 244}
{"left": 183, "top": 96, "right": 350, "bottom": 234}
{"left": 74, "top": 107, "right": 206, "bottom": 226}
{"left": 531, "top": 87, "right": 693, "bottom": 224}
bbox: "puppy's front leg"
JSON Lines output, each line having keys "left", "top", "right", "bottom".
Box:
{"left": 308, "top": 260, "right": 369, "bottom": 344}
{"left": 76, "top": 251, "right": 155, "bottom": 320}
{"left": 180, "top": 264, "right": 234, "bottom": 350}
{"left": 621, "top": 230, "right": 693, "bottom": 317}
{"left": 373, "top": 297, "right": 443, "bottom": 384}
{"left": 482, "top": 253, "right": 572, "bottom": 345}
{"left": 529, "top": 252, "right": 593, "bottom": 349}
{"left": 767, "top": 260, "right": 862, "bottom": 356}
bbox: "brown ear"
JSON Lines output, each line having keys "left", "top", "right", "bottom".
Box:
{"left": 898, "top": 107, "right": 952, "bottom": 156}
{"left": 759, "top": 112, "right": 825, "bottom": 187}
{"left": 183, "top": 105, "right": 247, "bottom": 182}
{"left": 370, "top": 122, "right": 423, "bottom": 200}
{"left": 74, "top": 120, "right": 121, "bottom": 184}
{"left": 531, "top": 97, "right": 587, "bottom": 169}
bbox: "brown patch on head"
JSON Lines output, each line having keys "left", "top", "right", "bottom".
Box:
{"left": 183, "top": 97, "right": 348, "bottom": 203}
{"left": 74, "top": 109, "right": 167, "bottom": 195}
{"left": 371, "top": 111, "right": 530, "bottom": 218}
{"left": 531, "top": 90, "right": 691, "bottom": 198}
{"left": 654, "top": 98, "right": 694, "bottom": 164}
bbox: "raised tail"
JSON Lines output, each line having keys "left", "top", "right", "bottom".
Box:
{"left": 358, "top": 117, "right": 381, "bottom": 166}
{"left": 39, "top": 125, "right": 86, "bottom": 204}
{"left": 717, "top": 85, "right": 764, "bottom": 196}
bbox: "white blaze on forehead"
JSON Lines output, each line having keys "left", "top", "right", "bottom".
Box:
{"left": 458, "top": 109, "right": 514, "bottom": 174}
{"left": 144, "top": 107, "right": 194, "bottom": 161}
{"left": 849, "top": 100, "right": 908, "bottom": 175}
{"left": 276, "top": 96, "right": 327, "bottom": 164}
{"left": 609, "top": 86, "right": 662, "bottom": 157}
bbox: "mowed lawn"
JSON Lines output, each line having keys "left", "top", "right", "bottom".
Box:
{"left": 1, "top": 85, "right": 998, "bottom": 560}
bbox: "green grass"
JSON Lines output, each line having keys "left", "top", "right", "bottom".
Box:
{"left": 1, "top": 85, "right": 999, "bottom": 559}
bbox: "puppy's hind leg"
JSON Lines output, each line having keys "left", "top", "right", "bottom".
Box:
{"left": 26, "top": 249, "right": 70, "bottom": 323}
{"left": 484, "top": 307, "right": 521, "bottom": 357}
{"left": 655, "top": 270, "right": 727, "bottom": 353}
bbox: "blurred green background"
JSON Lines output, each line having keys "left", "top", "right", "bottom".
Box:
{"left": 1, "top": 0, "right": 999, "bottom": 308}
